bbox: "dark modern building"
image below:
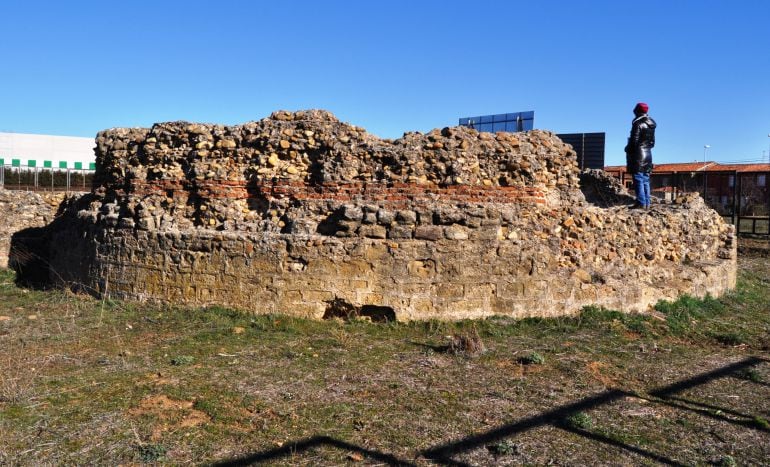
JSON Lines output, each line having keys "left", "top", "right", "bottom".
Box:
{"left": 555, "top": 132, "right": 606, "bottom": 170}
{"left": 458, "top": 111, "right": 605, "bottom": 170}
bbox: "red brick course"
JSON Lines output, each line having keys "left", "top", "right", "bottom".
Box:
{"left": 124, "top": 179, "right": 547, "bottom": 205}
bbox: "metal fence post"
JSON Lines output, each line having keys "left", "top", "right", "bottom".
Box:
{"left": 736, "top": 173, "right": 742, "bottom": 233}
{"left": 732, "top": 170, "right": 738, "bottom": 229}
{"left": 766, "top": 170, "right": 770, "bottom": 234}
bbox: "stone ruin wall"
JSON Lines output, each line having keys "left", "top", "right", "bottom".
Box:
{"left": 10, "top": 110, "right": 737, "bottom": 320}
{"left": 0, "top": 189, "right": 70, "bottom": 269}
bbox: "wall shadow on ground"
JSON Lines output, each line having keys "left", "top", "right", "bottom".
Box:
{"left": 213, "top": 356, "right": 768, "bottom": 466}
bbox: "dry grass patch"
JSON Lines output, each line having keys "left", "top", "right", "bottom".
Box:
{"left": 0, "top": 254, "right": 769, "bottom": 465}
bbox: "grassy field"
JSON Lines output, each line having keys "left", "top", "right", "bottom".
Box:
{"left": 1, "top": 256, "right": 769, "bottom": 466}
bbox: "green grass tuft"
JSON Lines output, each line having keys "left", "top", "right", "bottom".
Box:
{"left": 170, "top": 355, "right": 195, "bottom": 366}
{"left": 718, "top": 455, "right": 738, "bottom": 467}
{"left": 487, "top": 439, "right": 518, "bottom": 456}
{"left": 518, "top": 351, "right": 545, "bottom": 365}
{"left": 137, "top": 443, "right": 166, "bottom": 462}
{"left": 708, "top": 330, "right": 749, "bottom": 346}
{"left": 566, "top": 411, "right": 593, "bottom": 430}
{"left": 752, "top": 416, "right": 770, "bottom": 430}
{"left": 655, "top": 294, "right": 726, "bottom": 336}
{"left": 2, "top": 256, "right": 770, "bottom": 464}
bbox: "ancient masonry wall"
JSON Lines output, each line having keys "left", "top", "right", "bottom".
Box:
{"left": 0, "top": 189, "right": 68, "bottom": 269}
{"left": 12, "top": 110, "right": 736, "bottom": 320}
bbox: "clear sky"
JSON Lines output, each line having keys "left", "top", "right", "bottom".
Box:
{"left": 1, "top": 0, "right": 769, "bottom": 167}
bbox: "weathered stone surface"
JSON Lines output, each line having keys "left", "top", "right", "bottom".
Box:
{"left": 0, "top": 189, "right": 71, "bottom": 268}
{"left": 414, "top": 225, "right": 443, "bottom": 241}
{"left": 5, "top": 110, "right": 737, "bottom": 321}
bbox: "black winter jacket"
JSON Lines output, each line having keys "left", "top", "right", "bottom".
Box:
{"left": 625, "top": 114, "right": 656, "bottom": 174}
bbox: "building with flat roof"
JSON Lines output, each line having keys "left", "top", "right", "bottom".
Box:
{"left": 0, "top": 132, "right": 94, "bottom": 169}
{"left": 0, "top": 132, "right": 96, "bottom": 191}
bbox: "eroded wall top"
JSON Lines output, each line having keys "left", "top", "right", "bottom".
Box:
{"left": 90, "top": 110, "right": 587, "bottom": 235}
{"left": 5, "top": 110, "right": 737, "bottom": 321}
{"left": 95, "top": 109, "right": 579, "bottom": 189}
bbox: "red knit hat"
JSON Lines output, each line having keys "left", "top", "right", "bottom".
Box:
{"left": 634, "top": 102, "right": 649, "bottom": 113}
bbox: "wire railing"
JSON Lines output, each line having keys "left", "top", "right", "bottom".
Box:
{"left": 646, "top": 170, "right": 770, "bottom": 236}
{"left": 0, "top": 164, "right": 95, "bottom": 193}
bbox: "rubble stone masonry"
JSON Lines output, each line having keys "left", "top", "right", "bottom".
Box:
{"left": 0, "top": 189, "right": 68, "bottom": 269}
{"left": 7, "top": 110, "right": 737, "bottom": 320}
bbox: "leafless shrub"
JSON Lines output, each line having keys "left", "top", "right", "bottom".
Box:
{"left": 446, "top": 328, "right": 486, "bottom": 356}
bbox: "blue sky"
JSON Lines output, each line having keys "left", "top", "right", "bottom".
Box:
{"left": 1, "top": 0, "right": 769, "bottom": 166}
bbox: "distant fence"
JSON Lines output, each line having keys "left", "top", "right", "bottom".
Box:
{"left": 694, "top": 171, "right": 768, "bottom": 236}
{"left": 0, "top": 158, "right": 95, "bottom": 192}
{"left": 645, "top": 170, "right": 769, "bottom": 237}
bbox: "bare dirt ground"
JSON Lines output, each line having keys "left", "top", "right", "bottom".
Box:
{"left": 1, "top": 246, "right": 768, "bottom": 466}
{"left": 738, "top": 236, "right": 770, "bottom": 257}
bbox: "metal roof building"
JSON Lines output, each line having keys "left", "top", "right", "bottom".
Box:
{"left": 0, "top": 132, "right": 95, "bottom": 169}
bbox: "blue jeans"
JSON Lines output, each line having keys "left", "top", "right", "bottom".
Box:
{"left": 633, "top": 172, "right": 651, "bottom": 207}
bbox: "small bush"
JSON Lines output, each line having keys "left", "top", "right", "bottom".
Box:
{"left": 193, "top": 399, "right": 218, "bottom": 418}
{"left": 717, "top": 455, "right": 737, "bottom": 467}
{"left": 736, "top": 368, "right": 762, "bottom": 383}
{"left": 518, "top": 351, "right": 545, "bottom": 365}
{"left": 170, "top": 355, "right": 195, "bottom": 366}
{"left": 487, "top": 439, "right": 518, "bottom": 456}
{"left": 622, "top": 314, "right": 653, "bottom": 336}
{"left": 137, "top": 443, "right": 166, "bottom": 462}
{"left": 709, "top": 331, "right": 748, "bottom": 346}
{"left": 446, "top": 329, "right": 485, "bottom": 356}
{"left": 566, "top": 411, "right": 593, "bottom": 430}
{"left": 752, "top": 416, "right": 770, "bottom": 430}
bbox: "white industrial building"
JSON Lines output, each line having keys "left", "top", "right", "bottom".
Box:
{"left": 0, "top": 132, "right": 95, "bottom": 168}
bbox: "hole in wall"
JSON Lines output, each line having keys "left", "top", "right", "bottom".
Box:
{"left": 322, "top": 299, "right": 396, "bottom": 323}
{"left": 359, "top": 305, "right": 396, "bottom": 323}
{"left": 322, "top": 298, "right": 357, "bottom": 320}
{"left": 316, "top": 209, "right": 345, "bottom": 236}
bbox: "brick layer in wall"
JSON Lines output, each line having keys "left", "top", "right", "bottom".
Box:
{"left": 123, "top": 179, "right": 547, "bottom": 205}
{"left": 4, "top": 110, "right": 738, "bottom": 321}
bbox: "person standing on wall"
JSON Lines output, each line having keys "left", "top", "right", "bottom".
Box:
{"left": 625, "top": 102, "right": 656, "bottom": 209}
